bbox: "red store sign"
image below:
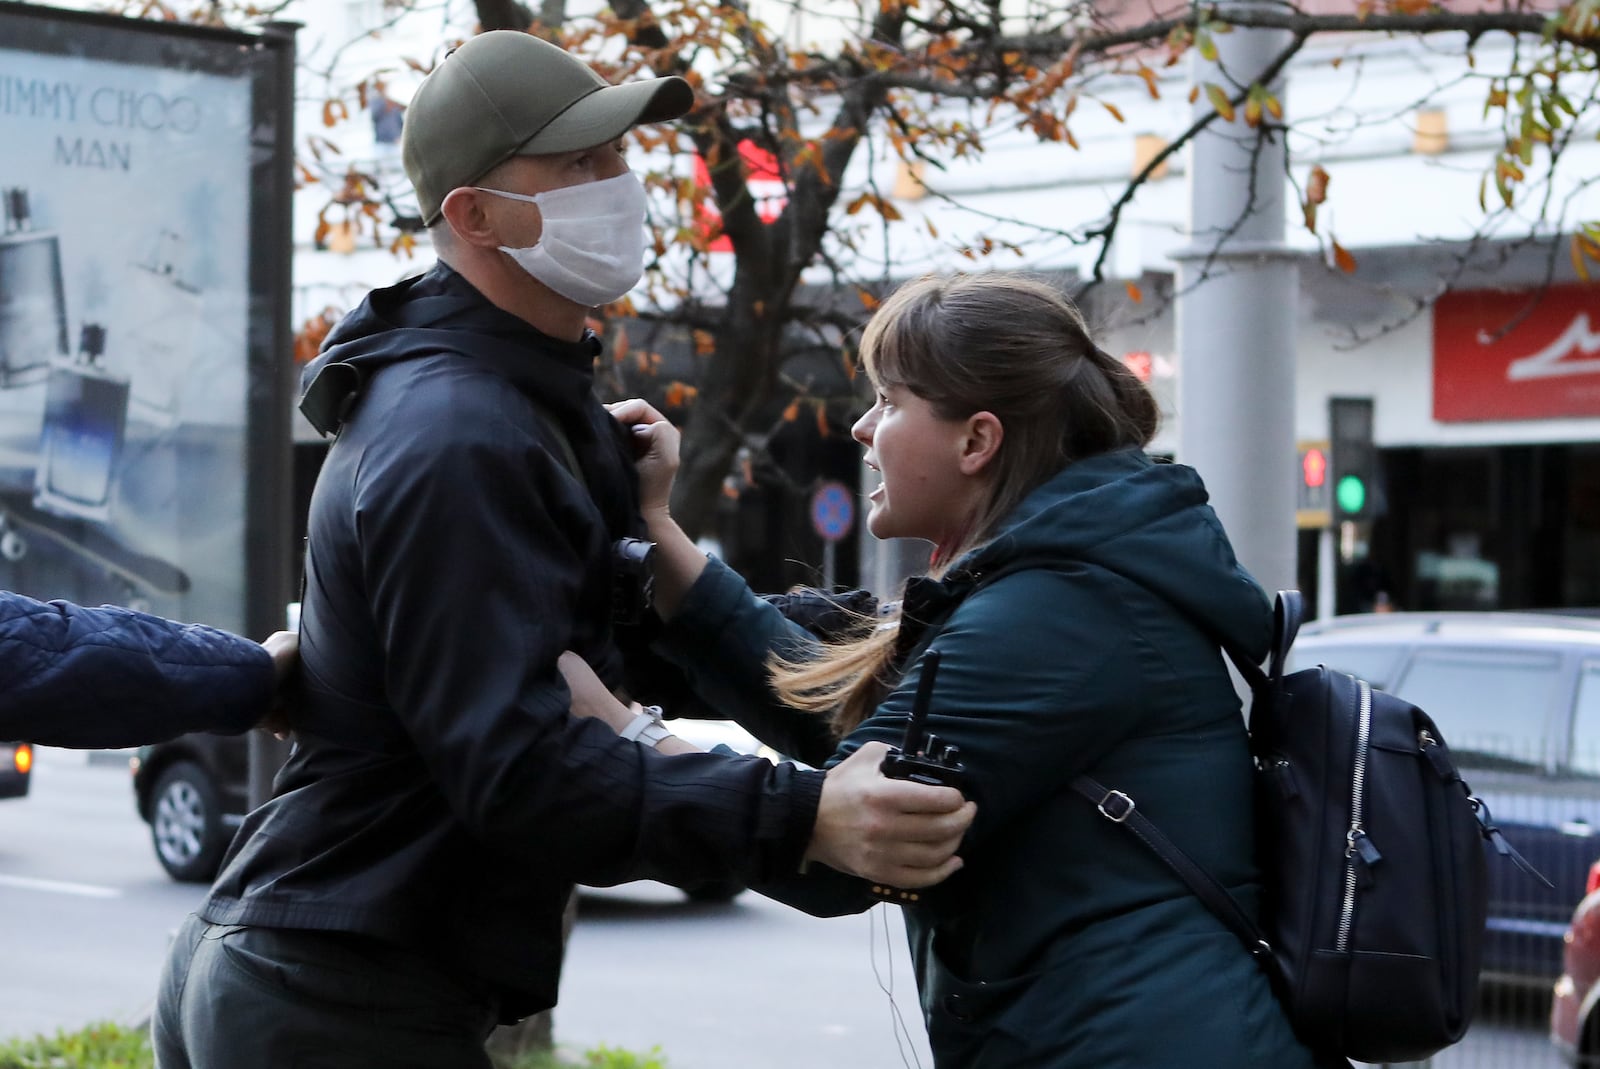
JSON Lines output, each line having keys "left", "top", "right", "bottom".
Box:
{"left": 1434, "top": 284, "right": 1600, "bottom": 422}
{"left": 691, "top": 141, "right": 786, "bottom": 252}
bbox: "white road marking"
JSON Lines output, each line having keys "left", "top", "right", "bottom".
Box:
{"left": 0, "top": 873, "right": 121, "bottom": 898}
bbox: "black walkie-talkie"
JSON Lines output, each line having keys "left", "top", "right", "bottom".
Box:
{"left": 871, "top": 648, "right": 968, "bottom": 904}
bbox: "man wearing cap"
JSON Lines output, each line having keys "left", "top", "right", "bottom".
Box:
{"left": 150, "top": 30, "right": 973, "bottom": 1069}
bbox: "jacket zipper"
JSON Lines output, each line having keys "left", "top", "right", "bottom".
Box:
{"left": 1336, "top": 679, "right": 1374, "bottom": 952}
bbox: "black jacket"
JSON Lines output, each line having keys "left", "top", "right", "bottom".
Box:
{"left": 202, "top": 264, "right": 823, "bottom": 1020}
{"left": 0, "top": 592, "right": 273, "bottom": 747}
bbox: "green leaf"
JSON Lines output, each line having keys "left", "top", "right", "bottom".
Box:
{"left": 1205, "top": 83, "right": 1236, "bottom": 122}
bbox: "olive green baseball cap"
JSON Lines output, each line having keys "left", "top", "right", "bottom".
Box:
{"left": 402, "top": 30, "right": 693, "bottom": 225}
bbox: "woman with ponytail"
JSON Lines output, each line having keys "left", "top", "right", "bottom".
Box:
{"left": 565, "top": 273, "right": 1320, "bottom": 1068}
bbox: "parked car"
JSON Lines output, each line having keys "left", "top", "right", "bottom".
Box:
{"left": 130, "top": 716, "right": 781, "bottom": 896}
{"left": 0, "top": 741, "right": 31, "bottom": 800}
{"left": 130, "top": 731, "right": 247, "bottom": 881}
{"left": 1552, "top": 860, "right": 1600, "bottom": 1065}
{"left": 1290, "top": 609, "right": 1600, "bottom": 986}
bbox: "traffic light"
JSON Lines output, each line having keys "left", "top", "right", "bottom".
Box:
{"left": 1329, "top": 397, "right": 1378, "bottom": 522}
{"left": 1296, "top": 441, "right": 1331, "bottom": 528}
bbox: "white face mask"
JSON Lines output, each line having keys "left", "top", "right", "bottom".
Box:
{"left": 476, "top": 171, "right": 648, "bottom": 307}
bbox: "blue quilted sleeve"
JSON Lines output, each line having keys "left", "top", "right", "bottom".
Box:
{"left": 0, "top": 592, "right": 275, "bottom": 748}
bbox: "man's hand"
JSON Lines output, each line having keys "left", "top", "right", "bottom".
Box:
{"left": 807, "top": 741, "right": 976, "bottom": 889}
{"left": 259, "top": 630, "right": 299, "bottom": 740}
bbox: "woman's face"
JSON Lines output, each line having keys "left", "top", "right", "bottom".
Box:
{"left": 852, "top": 381, "right": 979, "bottom": 546}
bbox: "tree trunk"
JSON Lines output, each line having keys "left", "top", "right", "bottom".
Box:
{"left": 672, "top": 411, "right": 746, "bottom": 543}
{"left": 484, "top": 890, "right": 580, "bottom": 1066}
{"left": 473, "top": 0, "right": 535, "bottom": 32}
{"left": 670, "top": 284, "right": 786, "bottom": 541}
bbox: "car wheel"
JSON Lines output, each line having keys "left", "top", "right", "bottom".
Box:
{"left": 149, "top": 761, "right": 228, "bottom": 883}
{"left": 682, "top": 879, "right": 744, "bottom": 903}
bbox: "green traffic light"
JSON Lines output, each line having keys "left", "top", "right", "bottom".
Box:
{"left": 1336, "top": 474, "right": 1367, "bottom": 515}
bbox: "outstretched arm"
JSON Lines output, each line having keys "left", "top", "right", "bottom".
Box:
{"left": 0, "top": 592, "right": 278, "bottom": 748}
{"left": 559, "top": 650, "right": 973, "bottom": 890}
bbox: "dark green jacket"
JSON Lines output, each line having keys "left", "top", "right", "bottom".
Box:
{"left": 658, "top": 449, "right": 1319, "bottom": 1068}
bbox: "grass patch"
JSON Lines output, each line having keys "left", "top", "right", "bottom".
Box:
{"left": 505, "top": 1046, "right": 669, "bottom": 1069}
{"left": 0, "top": 1021, "right": 150, "bottom": 1069}
{"left": 0, "top": 1023, "right": 665, "bottom": 1069}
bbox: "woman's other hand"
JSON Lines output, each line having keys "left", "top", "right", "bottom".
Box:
{"left": 557, "top": 651, "right": 634, "bottom": 732}
{"left": 557, "top": 652, "right": 701, "bottom": 756}
{"left": 604, "top": 398, "right": 680, "bottom": 516}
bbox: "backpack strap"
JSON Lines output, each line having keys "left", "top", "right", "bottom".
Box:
{"left": 1197, "top": 589, "right": 1302, "bottom": 700}
{"left": 1071, "top": 773, "right": 1286, "bottom": 987}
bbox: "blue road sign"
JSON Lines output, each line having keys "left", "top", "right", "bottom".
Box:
{"left": 810, "top": 480, "right": 854, "bottom": 543}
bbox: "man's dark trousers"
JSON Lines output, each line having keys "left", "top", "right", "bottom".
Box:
{"left": 153, "top": 913, "right": 500, "bottom": 1068}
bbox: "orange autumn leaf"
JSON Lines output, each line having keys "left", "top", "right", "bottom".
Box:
{"left": 1124, "top": 281, "right": 1144, "bottom": 304}
{"left": 1306, "top": 165, "right": 1330, "bottom": 205}
{"left": 782, "top": 399, "right": 801, "bottom": 422}
{"left": 1332, "top": 239, "right": 1357, "bottom": 273}
{"left": 815, "top": 401, "right": 830, "bottom": 438}
{"left": 692, "top": 329, "right": 715, "bottom": 355}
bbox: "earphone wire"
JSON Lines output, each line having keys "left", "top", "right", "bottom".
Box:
{"left": 868, "top": 902, "right": 924, "bottom": 1069}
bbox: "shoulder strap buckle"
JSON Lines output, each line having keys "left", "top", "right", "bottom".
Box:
{"left": 1096, "top": 789, "right": 1137, "bottom": 823}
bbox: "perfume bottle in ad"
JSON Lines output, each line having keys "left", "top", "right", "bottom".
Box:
{"left": 123, "top": 228, "right": 201, "bottom": 427}
{"left": 35, "top": 323, "right": 130, "bottom": 523}
{"left": 0, "top": 188, "right": 67, "bottom": 387}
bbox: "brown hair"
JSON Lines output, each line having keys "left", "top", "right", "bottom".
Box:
{"left": 772, "top": 273, "right": 1159, "bottom": 734}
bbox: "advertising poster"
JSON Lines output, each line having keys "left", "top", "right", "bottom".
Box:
{"left": 0, "top": 6, "right": 292, "bottom": 631}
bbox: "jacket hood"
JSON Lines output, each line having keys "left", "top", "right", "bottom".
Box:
{"left": 299, "top": 263, "right": 600, "bottom": 434}
{"left": 963, "top": 449, "right": 1273, "bottom": 661}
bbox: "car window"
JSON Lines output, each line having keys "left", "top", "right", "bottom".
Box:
{"left": 1285, "top": 643, "right": 1403, "bottom": 688}
{"left": 1393, "top": 648, "right": 1562, "bottom": 771}
{"left": 1568, "top": 662, "right": 1600, "bottom": 776}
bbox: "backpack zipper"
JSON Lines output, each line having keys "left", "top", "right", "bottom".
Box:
{"left": 1336, "top": 679, "right": 1375, "bottom": 952}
